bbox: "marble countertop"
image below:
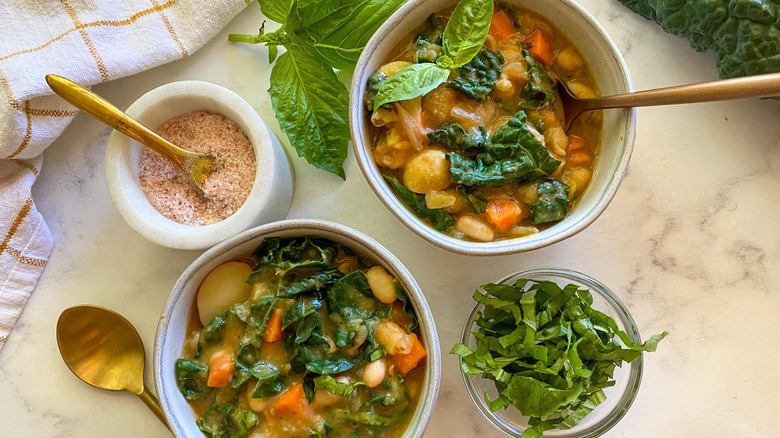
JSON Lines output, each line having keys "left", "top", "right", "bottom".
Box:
{"left": 1, "top": 1, "right": 778, "bottom": 437}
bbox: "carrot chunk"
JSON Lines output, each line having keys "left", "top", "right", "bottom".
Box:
{"left": 390, "top": 333, "right": 427, "bottom": 375}
{"left": 489, "top": 10, "right": 516, "bottom": 41}
{"left": 263, "top": 308, "right": 284, "bottom": 343}
{"left": 525, "top": 29, "right": 554, "bottom": 66}
{"left": 567, "top": 135, "right": 586, "bottom": 153}
{"left": 272, "top": 383, "right": 308, "bottom": 417}
{"left": 207, "top": 352, "right": 235, "bottom": 388}
{"left": 485, "top": 198, "right": 524, "bottom": 232}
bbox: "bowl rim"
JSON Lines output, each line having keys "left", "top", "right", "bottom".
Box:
{"left": 105, "top": 80, "right": 293, "bottom": 250}
{"left": 458, "top": 267, "right": 644, "bottom": 437}
{"left": 153, "top": 219, "right": 441, "bottom": 438}
{"left": 349, "top": 0, "right": 637, "bottom": 256}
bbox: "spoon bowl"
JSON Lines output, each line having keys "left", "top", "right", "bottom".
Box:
{"left": 56, "top": 305, "right": 169, "bottom": 429}
{"left": 557, "top": 72, "right": 780, "bottom": 131}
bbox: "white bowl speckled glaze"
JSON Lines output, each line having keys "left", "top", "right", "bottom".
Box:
{"left": 350, "top": 0, "right": 635, "bottom": 256}
{"left": 105, "top": 81, "right": 294, "bottom": 250}
{"left": 154, "top": 219, "right": 441, "bottom": 438}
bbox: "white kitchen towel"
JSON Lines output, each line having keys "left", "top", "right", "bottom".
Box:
{"left": 0, "top": 0, "right": 250, "bottom": 352}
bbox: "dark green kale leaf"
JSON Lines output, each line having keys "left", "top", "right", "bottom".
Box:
{"left": 229, "top": 404, "right": 258, "bottom": 438}
{"left": 314, "top": 375, "right": 367, "bottom": 395}
{"left": 448, "top": 49, "right": 504, "bottom": 101}
{"left": 427, "top": 121, "right": 489, "bottom": 152}
{"left": 530, "top": 179, "right": 570, "bottom": 224}
{"left": 249, "top": 362, "right": 287, "bottom": 398}
{"left": 363, "top": 72, "right": 387, "bottom": 112}
{"left": 232, "top": 296, "right": 276, "bottom": 382}
{"left": 617, "top": 0, "right": 780, "bottom": 78}
{"left": 325, "top": 270, "right": 381, "bottom": 323}
{"left": 415, "top": 14, "right": 444, "bottom": 63}
{"left": 519, "top": 49, "right": 555, "bottom": 109}
{"left": 456, "top": 185, "right": 488, "bottom": 213}
{"left": 448, "top": 111, "right": 560, "bottom": 187}
{"left": 451, "top": 279, "right": 667, "bottom": 437}
{"left": 305, "top": 353, "right": 355, "bottom": 375}
{"left": 197, "top": 399, "right": 234, "bottom": 438}
{"left": 382, "top": 174, "right": 456, "bottom": 232}
{"left": 249, "top": 237, "right": 336, "bottom": 281}
{"left": 196, "top": 314, "right": 227, "bottom": 358}
{"left": 279, "top": 270, "right": 343, "bottom": 298}
{"left": 175, "top": 359, "right": 209, "bottom": 400}
{"left": 282, "top": 296, "right": 324, "bottom": 329}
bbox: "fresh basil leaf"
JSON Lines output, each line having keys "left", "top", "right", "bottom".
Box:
{"left": 373, "top": 63, "right": 451, "bottom": 110}
{"left": 383, "top": 174, "right": 456, "bottom": 232}
{"left": 519, "top": 50, "right": 556, "bottom": 109}
{"left": 258, "top": 0, "right": 294, "bottom": 24}
{"left": 530, "top": 179, "right": 569, "bottom": 224}
{"left": 269, "top": 48, "right": 349, "bottom": 178}
{"left": 175, "top": 359, "right": 208, "bottom": 400}
{"left": 291, "top": 0, "right": 406, "bottom": 70}
{"left": 448, "top": 49, "right": 504, "bottom": 101}
{"left": 442, "top": 0, "right": 493, "bottom": 66}
{"left": 427, "top": 121, "right": 488, "bottom": 152}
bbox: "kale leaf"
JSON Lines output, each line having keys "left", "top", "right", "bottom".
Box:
{"left": 617, "top": 0, "right": 780, "bottom": 78}
{"left": 448, "top": 111, "right": 561, "bottom": 187}
{"left": 427, "top": 122, "right": 489, "bottom": 152}
{"left": 519, "top": 49, "right": 555, "bottom": 109}
{"left": 530, "top": 179, "right": 570, "bottom": 224}
{"left": 448, "top": 49, "right": 504, "bottom": 101}
{"left": 363, "top": 72, "right": 387, "bottom": 112}
{"left": 249, "top": 362, "right": 287, "bottom": 398}
{"left": 382, "top": 174, "right": 456, "bottom": 232}
{"left": 451, "top": 279, "right": 667, "bottom": 437}
{"left": 415, "top": 14, "right": 444, "bottom": 63}
{"left": 249, "top": 237, "right": 336, "bottom": 280}
{"left": 456, "top": 185, "right": 488, "bottom": 213}
{"left": 175, "top": 359, "right": 209, "bottom": 400}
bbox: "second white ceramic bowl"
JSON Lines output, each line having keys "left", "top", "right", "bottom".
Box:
{"left": 350, "top": 0, "right": 636, "bottom": 256}
{"left": 154, "top": 219, "right": 441, "bottom": 438}
{"left": 105, "top": 81, "right": 294, "bottom": 250}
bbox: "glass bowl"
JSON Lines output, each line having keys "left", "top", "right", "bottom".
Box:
{"left": 458, "top": 268, "right": 643, "bottom": 437}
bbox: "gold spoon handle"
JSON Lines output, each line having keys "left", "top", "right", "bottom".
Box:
{"left": 585, "top": 72, "right": 780, "bottom": 110}
{"left": 45, "top": 74, "right": 188, "bottom": 168}
{"left": 137, "top": 386, "right": 172, "bottom": 431}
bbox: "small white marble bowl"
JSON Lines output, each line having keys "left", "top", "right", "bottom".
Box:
{"left": 349, "top": 0, "right": 636, "bottom": 255}
{"left": 105, "top": 81, "right": 294, "bottom": 250}
{"left": 154, "top": 219, "right": 441, "bottom": 438}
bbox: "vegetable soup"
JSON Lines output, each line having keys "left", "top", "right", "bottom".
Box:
{"left": 176, "top": 237, "right": 427, "bottom": 438}
{"left": 364, "top": 0, "right": 602, "bottom": 242}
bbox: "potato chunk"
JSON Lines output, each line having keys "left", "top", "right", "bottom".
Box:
{"left": 197, "top": 261, "right": 253, "bottom": 325}
{"left": 402, "top": 149, "right": 452, "bottom": 193}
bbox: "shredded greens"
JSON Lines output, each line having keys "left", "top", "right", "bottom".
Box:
{"left": 451, "top": 279, "right": 667, "bottom": 438}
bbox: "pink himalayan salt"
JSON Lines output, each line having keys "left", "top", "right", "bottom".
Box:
{"left": 138, "top": 111, "right": 256, "bottom": 226}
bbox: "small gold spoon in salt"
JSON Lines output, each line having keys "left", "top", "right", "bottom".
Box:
{"left": 46, "top": 74, "right": 214, "bottom": 193}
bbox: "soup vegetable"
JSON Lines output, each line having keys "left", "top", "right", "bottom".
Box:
{"left": 175, "top": 237, "right": 427, "bottom": 438}
{"left": 364, "top": 0, "right": 602, "bottom": 242}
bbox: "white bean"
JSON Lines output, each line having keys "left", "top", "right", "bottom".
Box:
{"left": 402, "top": 149, "right": 452, "bottom": 194}
{"left": 455, "top": 215, "right": 495, "bottom": 242}
{"left": 362, "top": 358, "right": 388, "bottom": 388}
{"left": 555, "top": 47, "right": 585, "bottom": 71}
{"left": 375, "top": 320, "right": 412, "bottom": 355}
{"left": 366, "top": 266, "right": 398, "bottom": 304}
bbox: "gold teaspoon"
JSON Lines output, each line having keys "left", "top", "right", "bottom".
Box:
{"left": 56, "top": 305, "right": 170, "bottom": 430}
{"left": 45, "top": 74, "right": 214, "bottom": 194}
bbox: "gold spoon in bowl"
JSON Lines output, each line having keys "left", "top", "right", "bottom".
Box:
{"left": 45, "top": 74, "right": 214, "bottom": 194}
{"left": 56, "top": 305, "right": 170, "bottom": 430}
{"left": 557, "top": 72, "right": 780, "bottom": 131}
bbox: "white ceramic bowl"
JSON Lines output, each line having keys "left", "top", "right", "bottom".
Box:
{"left": 350, "top": 0, "right": 635, "bottom": 256}
{"left": 105, "top": 81, "right": 294, "bottom": 250}
{"left": 154, "top": 219, "right": 441, "bottom": 438}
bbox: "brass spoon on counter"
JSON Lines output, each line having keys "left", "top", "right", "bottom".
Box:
{"left": 56, "top": 305, "right": 170, "bottom": 430}
{"left": 558, "top": 72, "right": 780, "bottom": 131}
{"left": 45, "top": 74, "right": 214, "bottom": 193}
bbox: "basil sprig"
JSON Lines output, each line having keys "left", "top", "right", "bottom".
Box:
{"left": 229, "top": 0, "right": 406, "bottom": 178}
{"left": 373, "top": 0, "right": 494, "bottom": 109}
